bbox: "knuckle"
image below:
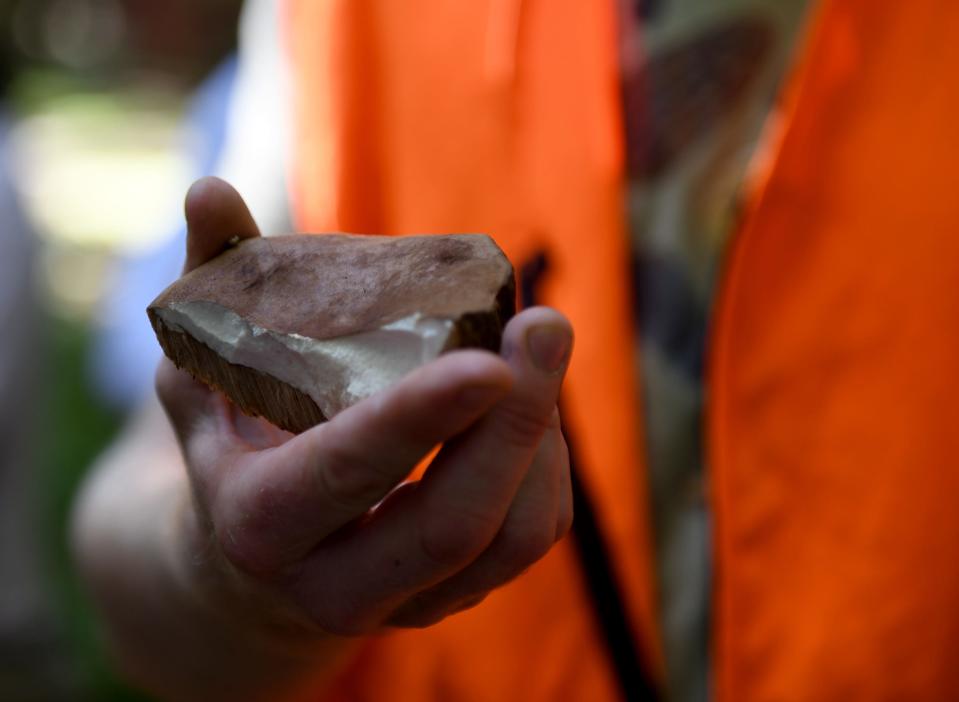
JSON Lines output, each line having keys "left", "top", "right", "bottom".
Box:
{"left": 296, "top": 580, "right": 377, "bottom": 637}
{"left": 389, "top": 589, "right": 489, "bottom": 629}
{"left": 498, "top": 524, "right": 555, "bottom": 568}
{"left": 388, "top": 604, "right": 447, "bottom": 630}
{"left": 314, "top": 441, "right": 389, "bottom": 511}
{"left": 323, "top": 618, "right": 370, "bottom": 637}
{"left": 418, "top": 507, "right": 496, "bottom": 567}
{"left": 386, "top": 593, "right": 444, "bottom": 629}
{"left": 210, "top": 494, "right": 274, "bottom": 577}
{"left": 549, "top": 407, "right": 562, "bottom": 430}
{"left": 555, "top": 504, "right": 574, "bottom": 542}
{"left": 492, "top": 401, "right": 556, "bottom": 450}
{"left": 311, "top": 598, "right": 371, "bottom": 637}
{"left": 231, "top": 481, "right": 297, "bottom": 552}
{"left": 451, "top": 592, "right": 489, "bottom": 615}
{"left": 557, "top": 431, "right": 570, "bottom": 466}
{"left": 214, "top": 523, "right": 262, "bottom": 576}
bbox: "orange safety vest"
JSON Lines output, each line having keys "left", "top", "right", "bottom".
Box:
{"left": 285, "top": 0, "right": 959, "bottom": 699}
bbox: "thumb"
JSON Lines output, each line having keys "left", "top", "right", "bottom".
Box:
{"left": 183, "top": 176, "right": 261, "bottom": 273}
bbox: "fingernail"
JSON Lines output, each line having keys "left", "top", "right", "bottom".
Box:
{"left": 526, "top": 325, "right": 571, "bottom": 373}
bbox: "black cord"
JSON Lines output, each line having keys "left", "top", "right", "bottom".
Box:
{"left": 568, "top": 447, "right": 661, "bottom": 702}
{"left": 520, "top": 249, "right": 660, "bottom": 701}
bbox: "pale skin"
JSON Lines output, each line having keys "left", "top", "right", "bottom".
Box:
{"left": 72, "top": 177, "right": 575, "bottom": 701}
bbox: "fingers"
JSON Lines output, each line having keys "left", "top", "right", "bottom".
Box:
{"left": 183, "top": 176, "right": 260, "bottom": 273}
{"left": 408, "top": 307, "right": 572, "bottom": 568}
{"left": 202, "top": 351, "right": 514, "bottom": 576}
{"left": 386, "top": 415, "right": 569, "bottom": 628}
{"left": 293, "top": 308, "right": 573, "bottom": 634}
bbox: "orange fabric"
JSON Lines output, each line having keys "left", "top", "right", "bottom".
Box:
{"left": 285, "top": 0, "right": 659, "bottom": 699}
{"left": 710, "top": 0, "right": 959, "bottom": 699}
{"left": 320, "top": 543, "right": 621, "bottom": 702}
{"left": 286, "top": 0, "right": 959, "bottom": 699}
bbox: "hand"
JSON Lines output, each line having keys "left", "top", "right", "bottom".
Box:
{"left": 157, "top": 177, "right": 574, "bottom": 640}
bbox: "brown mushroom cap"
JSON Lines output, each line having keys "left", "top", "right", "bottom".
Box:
{"left": 147, "top": 233, "right": 516, "bottom": 433}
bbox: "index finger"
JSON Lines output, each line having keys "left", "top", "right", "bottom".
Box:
{"left": 202, "top": 350, "right": 514, "bottom": 576}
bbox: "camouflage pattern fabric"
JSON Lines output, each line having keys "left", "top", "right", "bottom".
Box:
{"left": 619, "top": 1, "right": 810, "bottom": 698}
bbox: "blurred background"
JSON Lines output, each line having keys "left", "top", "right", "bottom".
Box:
{"left": 0, "top": 0, "right": 242, "bottom": 698}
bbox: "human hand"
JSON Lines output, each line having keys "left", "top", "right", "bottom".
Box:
{"left": 156, "top": 177, "right": 574, "bottom": 641}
